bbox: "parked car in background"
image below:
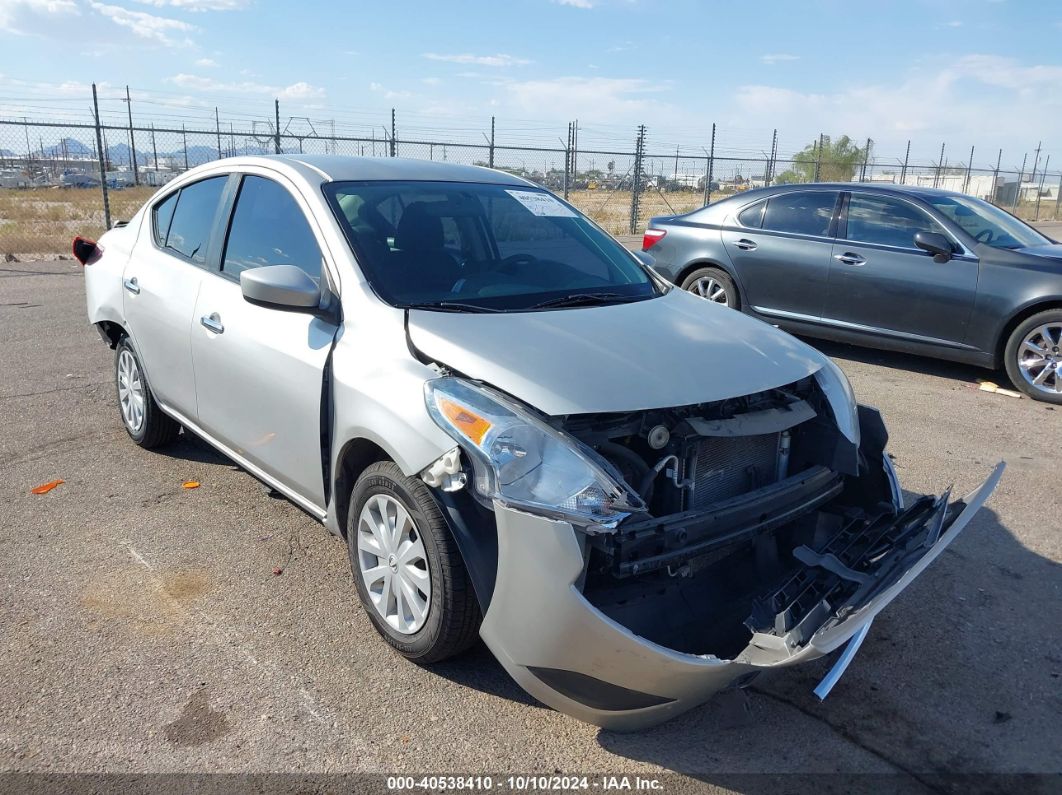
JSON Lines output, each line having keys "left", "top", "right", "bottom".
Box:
{"left": 77, "top": 156, "right": 1001, "bottom": 729}
{"left": 643, "top": 184, "right": 1062, "bottom": 403}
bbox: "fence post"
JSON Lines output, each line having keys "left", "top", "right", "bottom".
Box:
{"left": 182, "top": 124, "right": 189, "bottom": 171}
{"left": 1055, "top": 172, "right": 1062, "bottom": 220}
{"left": 933, "top": 142, "right": 945, "bottom": 188}
{"left": 124, "top": 85, "right": 139, "bottom": 186}
{"left": 963, "top": 145, "right": 974, "bottom": 194}
{"left": 489, "top": 115, "right": 495, "bottom": 169}
{"left": 814, "top": 134, "right": 823, "bottom": 181}
{"left": 1035, "top": 155, "right": 1049, "bottom": 221}
{"left": 274, "top": 99, "right": 281, "bottom": 154}
{"left": 768, "top": 128, "right": 777, "bottom": 186}
{"left": 91, "top": 84, "right": 112, "bottom": 230}
{"left": 704, "top": 123, "right": 716, "bottom": 206}
{"left": 390, "top": 108, "right": 396, "bottom": 157}
{"left": 215, "top": 107, "right": 222, "bottom": 160}
{"left": 860, "top": 137, "right": 871, "bottom": 182}
{"left": 629, "top": 124, "right": 646, "bottom": 235}
{"left": 900, "top": 140, "right": 910, "bottom": 184}
{"left": 150, "top": 124, "right": 158, "bottom": 172}
{"left": 562, "top": 122, "right": 572, "bottom": 200}
{"left": 1012, "top": 153, "right": 1026, "bottom": 213}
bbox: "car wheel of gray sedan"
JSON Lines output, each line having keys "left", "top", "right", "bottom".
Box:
{"left": 681, "top": 267, "right": 739, "bottom": 309}
{"left": 114, "top": 337, "right": 181, "bottom": 448}
{"left": 347, "top": 461, "right": 480, "bottom": 663}
{"left": 1005, "top": 310, "right": 1062, "bottom": 404}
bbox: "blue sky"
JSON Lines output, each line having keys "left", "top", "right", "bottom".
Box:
{"left": 1, "top": 0, "right": 1060, "bottom": 167}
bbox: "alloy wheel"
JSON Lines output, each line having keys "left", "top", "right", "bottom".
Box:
{"left": 117, "top": 349, "right": 146, "bottom": 433}
{"left": 356, "top": 494, "right": 431, "bottom": 635}
{"left": 689, "top": 276, "right": 730, "bottom": 306}
{"left": 1017, "top": 323, "right": 1062, "bottom": 396}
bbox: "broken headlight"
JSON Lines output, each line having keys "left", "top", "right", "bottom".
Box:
{"left": 424, "top": 377, "right": 645, "bottom": 530}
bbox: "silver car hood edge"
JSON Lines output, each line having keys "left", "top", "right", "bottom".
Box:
{"left": 407, "top": 289, "right": 827, "bottom": 416}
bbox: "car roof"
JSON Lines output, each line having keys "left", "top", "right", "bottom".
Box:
{"left": 730, "top": 182, "right": 970, "bottom": 201}
{"left": 208, "top": 154, "right": 535, "bottom": 187}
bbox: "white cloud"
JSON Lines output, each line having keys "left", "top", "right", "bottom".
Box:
{"left": 132, "top": 0, "right": 249, "bottom": 9}
{"left": 554, "top": 0, "right": 594, "bottom": 7}
{"left": 944, "top": 20, "right": 963, "bottom": 27}
{"left": 500, "top": 76, "right": 671, "bottom": 123}
{"left": 194, "top": 57, "right": 217, "bottom": 67}
{"left": 0, "top": 0, "right": 78, "bottom": 34}
{"left": 732, "top": 54, "right": 1062, "bottom": 158}
{"left": 761, "top": 53, "right": 800, "bottom": 65}
{"left": 423, "top": 52, "right": 530, "bottom": 67}
{"left": 90, "top": 2, "right": 194, "bottom": 46}
{"left": 369, "top": 81, "right": 411, "bottom": 100}
{"left": 168, "top": 73, "right": 326, "bottom": 101}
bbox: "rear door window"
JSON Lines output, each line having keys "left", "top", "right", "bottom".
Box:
{"left": 762, "top": 191, "right": 839, "bottom": 237}
{"left": 222, "top": 176, "right": 322, "bottom": 282}
{"left": 163, "top": 176, "right": 227, "bottom": 264}
{"left": 845, "top": 194, "right": 946, "bottom": 249}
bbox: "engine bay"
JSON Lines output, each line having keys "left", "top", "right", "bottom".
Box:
{"left": 557, "top": 376, "right": 911, "bottom": 660}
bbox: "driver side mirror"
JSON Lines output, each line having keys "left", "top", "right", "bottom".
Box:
{"left": 914, "top": 231, "right": 955, "bottom": 263}
{"left": 240, "top": 264, "right": 320, "bottom": 310}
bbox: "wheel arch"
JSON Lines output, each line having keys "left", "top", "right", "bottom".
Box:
{"left": 995, "top": 299, "right": 1062, "bottom": 369}
{"left": 95, "top": 320, "right": 128, "bottom": 349}
{"left": 333, "top": 437, "right": 393, "bottom": 538}
{"left": 675, "top": 258, "right": 742, "bottom": 293}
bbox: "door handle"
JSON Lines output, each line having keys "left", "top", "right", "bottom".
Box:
{"left": 123, "top": 277, "right": 140, "bottom": 295}
{"left": 200, "top": 312, "right": 224, "bottom": 334}
{"left": 834, "top": 252, "right": 866, "bottom": 266}
{"left": 734, "top": 238, "right": 758, "bottom": 251}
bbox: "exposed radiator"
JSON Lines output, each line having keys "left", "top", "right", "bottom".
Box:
{"left": 687, "top": 433, "right": 782, "bottom": 511}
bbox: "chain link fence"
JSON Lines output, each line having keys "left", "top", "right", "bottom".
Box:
{"left": 2, "top": 95, "right": 1059, "bottom": 261}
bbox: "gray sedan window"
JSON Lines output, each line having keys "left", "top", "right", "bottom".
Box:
{"left": 762, "top": 192, "right": 838, "bottom": 237}
{"left": 846, "top": 194, "right": 945, "bottom": 249}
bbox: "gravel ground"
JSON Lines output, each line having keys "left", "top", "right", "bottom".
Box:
{"left": 0, "top": 254, "right": 1059, "bottom": 794}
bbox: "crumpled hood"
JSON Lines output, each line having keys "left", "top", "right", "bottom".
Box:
{"left": 407, "top": 289, "right": 826, "bottom": 416}
{"left": 1014, "top": 243, "right": 1062, "bottom": 261}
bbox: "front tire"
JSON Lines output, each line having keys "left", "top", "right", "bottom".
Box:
{"left": 114, "top": 337, "right": 181, "bottom": 448}
{"left": 1003, "top": 310, "right": 1062, "bottom": 404}
{"left": 347, "top": 461, "right": 480, "bottom": 663}
{"left": 681, "top": 266, "right": 739, "bottom": 308}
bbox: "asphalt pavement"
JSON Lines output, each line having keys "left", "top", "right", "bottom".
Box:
{"left": 1, "top": 255, "right": 1059, "bottom": 794}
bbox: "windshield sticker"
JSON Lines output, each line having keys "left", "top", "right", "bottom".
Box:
{"left": 505, "top": 189, "right": 577, "bottom": 218}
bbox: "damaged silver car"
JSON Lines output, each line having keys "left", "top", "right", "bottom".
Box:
{"left": 78, "top": 155, "right": 1003, "bottom": 730}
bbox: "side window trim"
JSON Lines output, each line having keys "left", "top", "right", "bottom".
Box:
{"left": 840, "top": 191, "right": 968, "bottom": 254}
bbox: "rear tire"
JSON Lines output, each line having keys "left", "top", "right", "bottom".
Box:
{"left": 681, "top": 266, "right": 739, "bottom": 309}
{"left": 347, "top": 461, "right": 480, "bottom": 663}
{"left": 114, "top": 337, "right": 181, "bottom": 448}
{"left": 1003, "top": 309, "right": 1062, "bottom": 404}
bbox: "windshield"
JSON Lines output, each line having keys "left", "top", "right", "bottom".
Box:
{"left": 324, "top": 180, "right": 660, "bottom": 311}
{"left": 924, "top": 194, "right": 1050, "bottom": 250}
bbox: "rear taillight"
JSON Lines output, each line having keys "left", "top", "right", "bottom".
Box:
{"left": 72, "top": 236, "right": 99, "bottom": 266}
{"left": 642, "top": 228, "right": 666, "bottom": 251}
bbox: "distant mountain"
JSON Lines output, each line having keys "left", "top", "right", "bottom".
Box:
{"left": 43, "top": 137, "right": 94, "bottom": 158}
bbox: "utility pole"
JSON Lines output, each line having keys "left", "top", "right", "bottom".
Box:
{"left": 900, "top": 140, "right": 911, "bottom": 184}
{"left": 562, "top": 122, "right": 573, "bottom": 200}
{"left": 274, "top": 99, "right": 281, "bottom": 154}
{"left": 91, "top": 84, "right": 112, "bottom": 230}
{"left": 992, "top": 149, "right": 1002, "bottom": 204}
{"left": 963, "top": 145, "right": 975, "bottom": 194}
{"left": 390, "top": 108, "right": 396, "bottom": 157}
{"left": 768, "top": 128, "right": 777, "bottom": 185}
{"left": 1031, "top": 140, "right": 1042, "bottom": 186}
{"left": 151, "top": 124, "right": 158, "bottom": 171}
{"left": 124, "top": 85, "right": 139, "bottom": 186}
{"left": 182, "top": 124, "right": 189, "bottom": 171}
{"left": 572, "top": 119, "right": 578, "bottom": 185}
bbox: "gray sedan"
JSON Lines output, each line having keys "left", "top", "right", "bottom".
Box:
{"left": 643, "top": 184, "right": 1062, "bottom": 402}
